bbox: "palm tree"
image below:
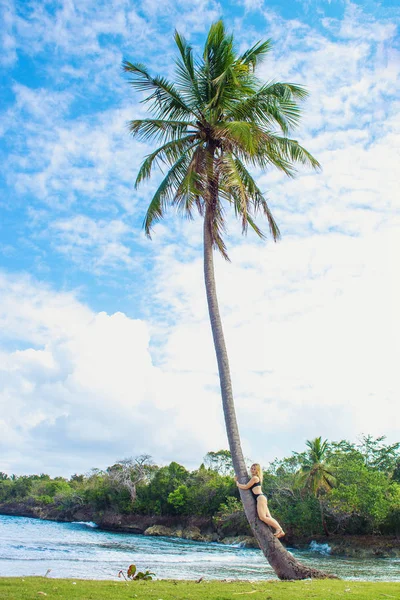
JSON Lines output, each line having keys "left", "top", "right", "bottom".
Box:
{"left": 295, "top": 437, "right": 336, "bottom": 536}
{"left": 124, "top": 21, "right": 335, "bottom": 580}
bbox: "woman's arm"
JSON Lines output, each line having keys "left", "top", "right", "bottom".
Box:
{"left": 235, "top": 476, "right": 260, "bottom": 490}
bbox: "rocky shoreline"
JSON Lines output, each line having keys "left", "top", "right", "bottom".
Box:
{"left": 1, "top": 501, "right": 399, "bottom": 558}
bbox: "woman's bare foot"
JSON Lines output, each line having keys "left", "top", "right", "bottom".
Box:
{"left": 274, "top": 529, "right": 285, "bottom": 538}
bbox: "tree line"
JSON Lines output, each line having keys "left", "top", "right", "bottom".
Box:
{"left": 1, "top": 436, "right": 399, "bottom": 538}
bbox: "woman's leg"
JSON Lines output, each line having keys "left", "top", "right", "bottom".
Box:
{"left": 257, "top": 498, "right": 285, "bottom": 538}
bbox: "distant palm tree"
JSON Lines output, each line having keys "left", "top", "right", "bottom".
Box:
{"left": 296, "top": 437, "right": 336, "bottom": 536}
{"left": 124, "top": 21, "right": 334, "bottom": 580}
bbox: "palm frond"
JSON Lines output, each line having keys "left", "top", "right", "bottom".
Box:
{"left": 268, "top": 136, "right": 321, "bottom": 171}
{"left": 172, "top": 146, "right": 206, "bottom": 218}
{"left": 239, "top": 39, "right": 273, "bottom": 70}
{"left": 203, "top": 20, "right": 230, "bottom": 63}
{"left": 233, "top": 157, "right": 281, "bottom": 240}
{"left": 201, "top": 20, "right": 240, "bottom": 114}
{"left": 210, "top": 200, "right": 229, "bottom": 260}
{"left": 214, "top": 121, "right": 264, "bottom": 154}
{"left": 123, "top": 61, "right": 197, "bottom": 120}
{"left": 174, "top": 32, "right": 203, "bottom": 107}
{"left": 245, "top": 213, "right": 267, "bottom": 238}
{"left": 135, "top": 136, "right": 199, "bottom": 188}
{"left": 234, "top": 136, "right": 302, "bottom": 178}
{"left": 218, "top": 153, "right": 280, "bottom": 241}
{"left": 128, "top": 119, "right": 195, "bottom": 143}
{"left": 220, "top": 153, "right": 250, "bottom": 233}
{"left": 322, "top": 474, "right": 336, "bottom": 490}
{"left": 214, "top": 121, "right": 304, "bottom": 178}
{"left": 226, "top": 83, "right": 307, "bottom": 134}
{"left": 143, "top": 150, "right": 195, "bottom": 236}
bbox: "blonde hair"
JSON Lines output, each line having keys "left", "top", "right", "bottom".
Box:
{"left": 251, "top": 463, "right": 263, "bottom": 484}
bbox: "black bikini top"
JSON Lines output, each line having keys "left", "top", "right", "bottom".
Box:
{"left": 249, "top": 479, "right": 262, "bottom": 491}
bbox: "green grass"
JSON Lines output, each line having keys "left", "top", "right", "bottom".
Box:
{"left": 0, "top": 578, "right": 399, "bottom": 600}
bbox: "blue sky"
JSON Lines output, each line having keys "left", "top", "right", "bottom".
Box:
{"left": 0, "top": 0, "right": 399, "bottom": 476}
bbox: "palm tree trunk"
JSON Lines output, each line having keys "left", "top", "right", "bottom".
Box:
{"left": 319, "top": 499, "right": 330, "bottom": 537}
{"left": 203, "top": 210, "right": 336, "bottom": 580}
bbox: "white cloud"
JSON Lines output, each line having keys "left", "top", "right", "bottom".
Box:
{"left": 0, "top": 272, "right": 226, "bottom": 476}
{"left": 151, "top": 227, "right": 400, "bottom": 464}
{"left": 249, "top": 3, "right": 399, "bottom": 139}
{"left": 50, "top": 215, "right": 136, "bottom": 272}
{"left": 5, "top": 88, "right": 146, "bottom": 213}
{"left": 1, "top": 0, "right": 222, "bottom": 222}
{"left": 0, "top": 271, "right": 92, "bottom": 345}
{"left": 5, "top": 220, "right": 398, "bottom": 478}
{"left": 239, "top": 0, "right": 263, "bottom": 12}
{"left": 323, "top": 2, "right": 397, "bottom": 42}
{"left": 0, "top": 0, "right": 17, "bottom": 67}
{"left": 3, "top": 0, "right": 220, "bottom": 74}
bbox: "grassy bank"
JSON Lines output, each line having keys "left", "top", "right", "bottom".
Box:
{"left": 1, "top": 577, "right": 399, "bottom": 599}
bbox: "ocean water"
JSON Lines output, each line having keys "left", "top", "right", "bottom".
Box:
{"left": 0, "top": 515, "right": 399, "bottom": 581}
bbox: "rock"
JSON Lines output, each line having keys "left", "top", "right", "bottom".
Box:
{"left": 221, "top": 536, "right": 259, "bottom": 548}
{"left": 144, "top": 525, "right": 175, "bottom": 537}
{"left": 182, "top": 526, "right": 204, "bottom": 541}
{"left": 172, "top": 528, "right": 183, "bottom": 538}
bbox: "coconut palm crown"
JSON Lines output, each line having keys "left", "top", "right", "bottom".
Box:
{"left": 295, "top": 437, "right": 336, "bottom": 496}
{"left": 295, "top": 437, "right": 336, "bottom": 537}
{"left": 124, "top": 20, "right": 320, "bottom": 258}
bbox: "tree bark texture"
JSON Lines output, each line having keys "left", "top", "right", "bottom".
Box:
{"left": 203, "top": 211, "right": 337, "bottom": 580}
{"left": 320, "top": 499, "right": 330, "bottom": 537}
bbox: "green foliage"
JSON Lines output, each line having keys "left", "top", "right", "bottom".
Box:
{"left": 0, "top": 438, "right": 399, "bottom": 537}
{"left": 204, "top": 450, "right": 234, "bottom": 476}
{"left": 293, "top": 437, "right": 336, "bottom": 534}
{"left": 127, "top": 564, "right": 154, "bottom": 580}
{"left": 70, "top": 474, "right": 85, "bottom": 485}
{"left": 135, "top": 462, "right": 189, "bottom": 515}
{"left": 214, "top": 496, "right": 252, "bottom": 537}
{"left": 327, "top": 453, "right": 396, "bottom": 533}
{"left": 392, "top": 460, "right": 400, "bottom": 483}
{"left": 0, "top": 479, "right": 12, "bottom": 502}
{"left": 37, "top": 495, "right": 53, "bottom": 505}
{"left": 167, "top": 485, "right": 189, "bottom": 514}
{"left": 217, "top": 496, "right": 243, "bottom": 516}
{"left": 357, "top": 435, "right": 400, "bottom": 474}
{"left": 10, "top": 476, "right": 33, "bottom": 499}
{"left": 276, "top": 495, "right": 322, "bottom": 537}
{"left": 185, "top": 468, "right": 236, "bottom": 517}
{"left": 381, "top": 502, "right": 400, "bottom": 536}
{"left": 36, "top": 479, "right": 71, "bottom": 498}
{"left": 294, "top": 437, "right": 335, "bottom": 496}
{"left": 121, "top": 564, "right": 155, "bottom": 581}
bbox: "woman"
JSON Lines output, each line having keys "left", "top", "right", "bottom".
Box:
{"left": 235, "top": 464, "right": 285, "bottom": 538}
